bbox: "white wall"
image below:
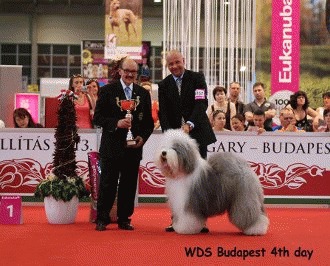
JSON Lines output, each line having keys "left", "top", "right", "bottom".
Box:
{"left": 0, "top": 65, "right": 22, "bottom": 127}
{"left": 0, "top": 14, "right": 163, "bottom": 45}
{"left": 0, "top": 15, "right": 31, "bottom": 43}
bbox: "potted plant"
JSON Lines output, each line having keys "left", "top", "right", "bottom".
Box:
{"left": 35, "top": 90, "right": 89, "bottom": 224}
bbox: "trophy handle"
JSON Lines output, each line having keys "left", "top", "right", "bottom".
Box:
{"left": 116, "top": 97, "right": 122, "bottom": 111}
{"left": 134, "top": 96, "right": 140, "bottom": 110}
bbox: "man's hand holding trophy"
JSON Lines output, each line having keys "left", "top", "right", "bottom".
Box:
{"left": 116, "top": 96, "right": 143, "bottom": 148}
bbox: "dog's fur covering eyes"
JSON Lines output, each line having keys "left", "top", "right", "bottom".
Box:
{"left": 155, "top": 129, "right": 269, "bottom": 235}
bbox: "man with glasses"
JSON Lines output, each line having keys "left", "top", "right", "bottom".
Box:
{"left": 93, "top": 58, "right": 154, "bottom": 231}
{"left": 276, "top": 107, "right": 305, "bottom": 132}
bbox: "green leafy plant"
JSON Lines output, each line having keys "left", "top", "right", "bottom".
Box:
{"left": 34, "top": 90, "right": 89, "bottom": 202}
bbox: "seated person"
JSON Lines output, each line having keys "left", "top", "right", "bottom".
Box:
{"left": 13, "top": 108, "right": 43, "bottom": 128}
{"left": 317, "top": 108, "right": 330, "bottom": 132}
{"left": 212, "top": 110, "right": 230, "bottom": 132}
{"left": 286, "top": 91, "right": 320, "bottom": 132}
{"left": 207, "top": 86, "right": 236, "bottom": 130}
{"left": 230, "top": 114, "right": 246, "bottom": 131}
{"left": 247, "top": 109, "right": 266, "bottom": 134}
{"left": 315, "top": 91, "right": 330, "bottom": 130}
{"left": 276, "top": 108, "right": 305, "bottom": 132}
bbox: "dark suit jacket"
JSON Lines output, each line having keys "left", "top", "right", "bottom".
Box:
{"left": 93, "top": 80, "right": 154, "bottom": 160}
{"left": 158, "top": 70, "right": 216, "bottom": 147}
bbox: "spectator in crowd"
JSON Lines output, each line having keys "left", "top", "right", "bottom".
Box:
{"left": 276, "top": 108, "right": 305, "bottom": 132}
{"left": 86, "top": 78, "right": 100, "bottom": 116}
{"left": 318, "top": 108, "right": 330, "bottom": 132}
{"left": 244, "top": 82, "right": 276, "bottom": 131}
{"left": 13, "top": 108, "right": 43, "bottom": 128}
{"left": 228, "top": 81, "right": 245, "bottom": 116}
{"left": 207, "top": 86, "right": 236, "bottom": 130}
{"left": 231, "top": 114, "right": 246, "bottom": 131}
{"left": 68, "top": 74, "right": 93, "bottom": 129}
{"left": 212, "top": 110, "right": 230, "bottom": 132}
{"left": 316, "top": 91, "right": 330, "bottom": 116}
{"left": 286, "top": 91, "right": 320, "bottom": 132}
{"left": 0, "top": 119, "right": 5, "bottom": 128}
{"left": 140, "top": 81, "right": 160, "bottom": 130}
{"left": 315, "top": 91, "right": 330, "bottom": 130}
{"left": 247, "top": 109, "right": 266, "bottom": 134}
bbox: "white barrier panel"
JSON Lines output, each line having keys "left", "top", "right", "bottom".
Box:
{"left": 138, "top": 131, "right": 330, "bottom": 203}
{"left": 0, "top": 128, "right": 97, "bottom": 195}
{"left": 0, "top": 129, "right": 329, "bottom": 203}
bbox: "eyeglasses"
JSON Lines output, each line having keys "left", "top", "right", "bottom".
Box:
{"left": 283, "top": 117, "right": 294, "bottom": 120}
{"left": 122, "top": 69, "right": 138, "bottom": 75}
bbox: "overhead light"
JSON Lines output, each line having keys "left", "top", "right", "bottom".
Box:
{"left": 154, "top": 0, "right": 162, "bottom": 2}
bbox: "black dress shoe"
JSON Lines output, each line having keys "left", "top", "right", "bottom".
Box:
{"left": 200, "top": 227, "right": 209, "bottom": 233}
{"left": 165, "top": 224, "right": 209, "bottom": 233}
{"left": 118, "top": 222, "right": 134, "bottom": 230}
{"left": 95, "top": 222, "right": 106, "bottom": 231}
{"left": 165, "top": 224, "right": 175, "bottom": 232}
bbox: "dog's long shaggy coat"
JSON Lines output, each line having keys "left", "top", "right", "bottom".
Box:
{"left": 155, "top": 129, "right": 269, "bottom": 235}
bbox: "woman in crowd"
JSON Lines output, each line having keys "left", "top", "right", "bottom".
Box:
{"left": 230, "top": 114, "right": 246, "bottom": 131}
{"left": 68, "top": 74, "right": 93, "bottom": 129}
{"left": 315, "top": 91, "right": 330, "bottom": 130}
{"left": 207, "top": 86, "right": 236, "bottom": 130}
{"left": 212, "top": 110, "right": 230, "bottom": 132}
{"left": 316, "top": 91, "right": 330, "bottom": 116}
{"left": 318, "top": 108, "right": 330, "bottom": 132}
{"left": 286, "top": 91, "right": 320, "bottom": 132}
{"left": 86, "top": 78, "right": 100, "bottom": 117}
{"left": 13, "top": 108, "right": 43, "bottom": 128}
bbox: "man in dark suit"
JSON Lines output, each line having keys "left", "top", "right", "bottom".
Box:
{"left": 93, "top": 58, "right": 154, "bottom": 231}
{"left": 158, "top": 50, "right": 216, "bottom": 232}
{"left": 158, "top": 50, "right": 216, "bottom": 158}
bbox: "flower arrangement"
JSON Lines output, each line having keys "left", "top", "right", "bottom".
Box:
{"left": 35, "top": 90, "right": 89, "bottom": 202}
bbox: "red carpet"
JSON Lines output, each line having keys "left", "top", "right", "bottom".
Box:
{"left": 0, "top": 204, "right": 329, "bottom": 265}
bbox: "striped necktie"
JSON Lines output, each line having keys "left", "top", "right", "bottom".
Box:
{"left": 175, "top": 78, "right": 185, "bottom": 125}
{"left": 176, "top": 78, "right": 182, "bottom": 95}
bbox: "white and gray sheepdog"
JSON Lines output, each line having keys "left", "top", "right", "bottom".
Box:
{"left": 155, "top": 129, "right": 269, "bottom": 235}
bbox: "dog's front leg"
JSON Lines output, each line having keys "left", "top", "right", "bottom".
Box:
{"left": 172, "top": 212, "right": 205, "bottom": 234}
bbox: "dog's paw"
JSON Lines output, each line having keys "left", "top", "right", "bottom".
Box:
{"left": 172, "top": 217, "right": 205, "bottom": 234}
{"left": 243, "top": 214, "right": 269, "bottom": 236}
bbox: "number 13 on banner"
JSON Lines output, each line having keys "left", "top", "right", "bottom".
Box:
{"left": 0, "top": 196, "right": 23, "bottom": 224}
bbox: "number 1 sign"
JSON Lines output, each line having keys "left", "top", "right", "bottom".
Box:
{"left": 0, "top": 196, "right": 23, "bottom": 224}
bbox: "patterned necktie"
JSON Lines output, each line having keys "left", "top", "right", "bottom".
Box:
{"left": 124, "top": 86, "right": 131, "bottom": 100}
{"left": 175, "top": 78, "right": 185, "bottom": 125}
{"left": 176, "top": 78, "right": 182, "bottom": 95}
